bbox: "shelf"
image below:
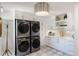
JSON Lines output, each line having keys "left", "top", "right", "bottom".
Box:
{"left": 56, "top": 20, "right": 67, "bottom": 22}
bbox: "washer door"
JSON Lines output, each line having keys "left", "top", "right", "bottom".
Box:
{"left": 18, "top": 41, "right": 30, "bottom": 52}
{"left": 32, "top": 23, "right": 40, "bottom": 33}
{"left": 18, "top": 22, "right": 29, "bottom": 33}
{"left": 32, "top": 39, "right": 40, "bottom": 48}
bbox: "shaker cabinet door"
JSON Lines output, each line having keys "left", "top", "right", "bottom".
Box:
{"left": 58, "top": 39, "right": 74, "bottom": 55}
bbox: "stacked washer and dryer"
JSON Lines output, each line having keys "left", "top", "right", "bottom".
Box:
{"left": 30, "top": 21, "right": 40, "bottom": 53}
{"left": 15, "top": 19, "right": 40, "bottom": 56}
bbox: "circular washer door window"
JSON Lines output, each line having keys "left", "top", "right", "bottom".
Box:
{"left": 32, "top": 23, "right": 40, "bottom": 33}
{"left": 32, "top": 39, "right": 40, "bottom": 48}
{"left": 18, "top": 22, "right": 29, "bottom": 33}
{"left": 18, "top": 41, "right": 30, "bottom": 52}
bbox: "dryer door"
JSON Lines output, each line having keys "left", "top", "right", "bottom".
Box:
{"left": 18, "top": 41, "right": 30, "bottom": 52}
{"left": 32, "top": 39, "right": 40, "bottom": 48}
{"left": 32, "top": 22, "right": 40, "bottom": 33}
{"left": 18, "top": 22, "right": 29, "bottom": 33}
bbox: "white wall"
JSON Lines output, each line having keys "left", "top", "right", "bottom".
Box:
{"left": 15, "top": 10, "right": 35, "bottom": 21}
{"left": 74, "top": 3, "right": 79, "bottom": 55}
{"left": 0, "top": 9, "right": 15, "bottom": 55}
{"left": 36, "top": 16, "right": 55, "bottom": 46}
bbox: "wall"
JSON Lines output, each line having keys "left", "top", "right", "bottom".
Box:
{"left": 36, "top": 16, "right": 55, "bottom": 46}
{"left": 15, "top": 10, "right": 35, "bottom": 21}
{"left": 0, "top": 9, "right": 15, "bottom": 56}
{"left": 74, "top": 3, "right": 79, "bottom": 55}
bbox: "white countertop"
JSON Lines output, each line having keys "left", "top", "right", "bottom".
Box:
{"left": 46, "top": 35, "right": 74, "bottom": 40}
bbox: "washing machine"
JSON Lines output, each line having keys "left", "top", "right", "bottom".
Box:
{"left": 31, "top": 36, "right": 40, "bottom": 53}
{"left": 15, "top": 37, "right": 30, "bottom": 56}
{"left": 15, "top": 19, "right": 30, "bottom": 38}
{"left": 15, "top": 19, "right": 31, "bottom": 56}
{"left": 31, "top": 21, "right": 40, "bottom": 36}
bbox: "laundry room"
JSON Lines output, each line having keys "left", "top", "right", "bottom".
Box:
{"left": 0, "top": 2, "right": 79, "bottom": 56}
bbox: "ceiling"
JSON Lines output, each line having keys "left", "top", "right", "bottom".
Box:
{"left": 0, "top": 2, "right": 75, "bottom": 15}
